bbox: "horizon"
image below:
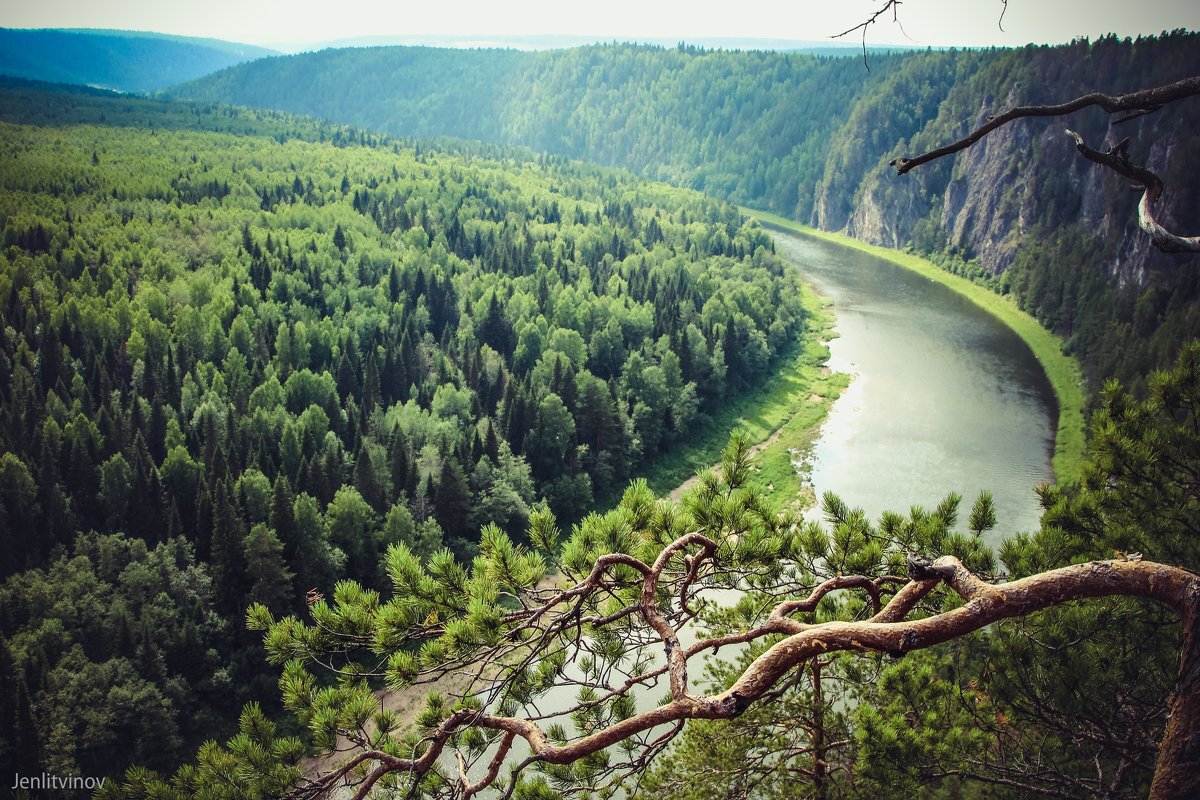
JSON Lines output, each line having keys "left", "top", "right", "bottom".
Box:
{"left": 4, "top": 0, "right": 1199, "bottom": 51}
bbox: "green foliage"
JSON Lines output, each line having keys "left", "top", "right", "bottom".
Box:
{"left": 227, "top": 433, "right": 997, "bottom": 798}
{"left": 94, "top": 703, "right": 304, "bottom": 800}
{"left": 5, "top": 31, "right": 1200, "bottom": 799}
{"left": 0, "top": 104, "right": 805, "bottom": 557}
{"left": 0, "top": 533, "right": 227, "bottom": 777}
{"left": 167, "top": 42, "right": 888, "bottom": 224}
{"left": 0, "top": 88, "right": 809, "bottom": 786}
{"left": 1038, "top": 341, "right": 1200, "bottom": 567}
{"left": 858, "top": 343, "right": 1200, "bottom": 799}
{"left": 104, "top": 344, "right": 1200, "bottom": 799}
{"left": 168, "top": 34, "right": 1200, "bottom": 391}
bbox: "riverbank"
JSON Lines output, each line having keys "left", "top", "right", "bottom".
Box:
{"left": 743, "top": 207, "right": 1086, "bottom": 485}
{"left": 645, "top": 280, "right": 848, "bottom": 508}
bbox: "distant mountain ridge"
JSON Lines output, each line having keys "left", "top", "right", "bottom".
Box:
{"left": 270, "top": 33, "right": 923, "bottom": 55}
{"left": 0, "top": 27, "right": 276, "bottom": 92}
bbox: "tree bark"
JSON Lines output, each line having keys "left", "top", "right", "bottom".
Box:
{"left": 811, "top": 660, "right": 828, "bottom": 800}
{"left": 1065, "top": 129, "right": 1200, "bottom": 253}
{"left": 1149, "top": 600, "right": 1200, "bottom": 800}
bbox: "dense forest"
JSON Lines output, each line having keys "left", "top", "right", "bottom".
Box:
{"left": 173, "top": 33, "right": 1200, "bottom": 389}
{"left": 3, "top": 27, "right": 1200, "bottom": 800}
{"left": 0, "top": 91, "right": 808, "bottom": 782}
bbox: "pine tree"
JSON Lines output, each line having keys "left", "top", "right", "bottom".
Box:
{"left": 209, "top": 480, "right": 246, "bottom": 612}
{"left": 434, "top": 455, "right": 471, "bottom": 541}
{"left": 0, "top": 635, "right": 41, "bottom": 777}
{"left": 353, "top": 443, "right": 385, "bottom": 514}
{"left": 387, "top": 432, "right": 410, "bottom": 506}
{"left": 270, "top": 475, "right": 300, "bottom": 587}
{"left": 243, "top": 524, "right": 295, "bottom": 614}
{"left": 362, "top": 351, "right": 382, "bottom": 415}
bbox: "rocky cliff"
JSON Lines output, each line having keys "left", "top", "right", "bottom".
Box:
{"left": 815, "top": 37, "right": 1200, "bottom": 386}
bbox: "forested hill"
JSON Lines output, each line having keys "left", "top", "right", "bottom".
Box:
{"left": 172, "top": 34, "right": 1200, "bottom": 389}
{"left": 0, "top": 28, "right": 275, "bottom": 93}
{"left": 0, "top": 93, "right": 808, "bottom": 779}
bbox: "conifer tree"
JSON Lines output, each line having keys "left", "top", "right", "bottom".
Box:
{"left": 0, "top": 635, "right": 40, "bottom": 778}
{"left": 433, "top": 454, "right": 471, "bottom": 543}
{"left": 243, "top": 524, "right": 294, "bottom": 614}
{"left": 209, "top": 479, "right": 246, "bottom": 612}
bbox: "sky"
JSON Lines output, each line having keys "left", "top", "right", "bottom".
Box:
{"left": 3, "top": 0, "right": 1199, "bottom": 50}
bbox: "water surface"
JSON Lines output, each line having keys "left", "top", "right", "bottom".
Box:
{"left": 771, "top": 228, "right": 1056, "bottom": 543}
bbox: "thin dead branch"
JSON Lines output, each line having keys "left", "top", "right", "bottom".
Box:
{"left": 890, "top": 76, "right": 1200, "bottom": 253}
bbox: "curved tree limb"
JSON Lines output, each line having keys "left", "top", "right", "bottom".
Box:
{"left": 890, "top": 76, "right": 1200, "bottom": 175}
{"left": 641, "top": 531, "right": 718, "bottom": 698}
{"left": 889, "top": 75, "right": 1200, "bottom": 253}
{"left": 1065, "top": 128, "right": 1200, "bottom": 253}
{"left": 293, "top": 553, "right": 1200, "bottom": 800}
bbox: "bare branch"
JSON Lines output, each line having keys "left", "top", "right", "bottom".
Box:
{"left": 891, "top": 76, "right": 1200, "bottom": 175}
{"left": 1064, "top": 129, "right": 1200, "bottom": 253}
{"left": 890, "top": 75, "right": 1200, "bottom": 253}
{"left": 832, "top": 0, "right": 902, "bottom": 70}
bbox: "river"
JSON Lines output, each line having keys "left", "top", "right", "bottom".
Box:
{"left": 334, "top": 227, "right": 1063, "bottom": 792}
{"left": 770, "top": 226, "right": 1057, "bottom": 543}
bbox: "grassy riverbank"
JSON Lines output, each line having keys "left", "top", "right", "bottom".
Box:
{"left": 744, "top": 207, "right": 1086, "bottom": 485}
{"left": 641, "top": 281, "right": 847, "bottom": 507}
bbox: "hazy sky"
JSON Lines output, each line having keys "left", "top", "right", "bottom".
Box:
{"left": 3, "top": 0, "right": 1199, "bottom": 49}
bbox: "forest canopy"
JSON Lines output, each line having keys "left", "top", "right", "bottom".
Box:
{"left": 2, "top": 29, "right": 1200, "bottom": 799}
{"left": 171, "top": 33, "right": 1200, "bottom": 389}
{"left": 0, "top": 100, "right": 808, "bottom": 781}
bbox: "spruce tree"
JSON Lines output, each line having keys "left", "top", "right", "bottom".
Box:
{"left": 209, "top": 480, "right": 246, "bottom": 612}
{"left": 243, "top": 524, "right": 294, "bottom": 614}
{"left": 433, "top": 455, "right": 471, "bottom": 542}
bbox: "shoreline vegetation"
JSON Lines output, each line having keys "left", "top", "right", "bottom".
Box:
{"left": 321, "top": 294, "right": 848, "bottom": 780}
{"left": 648, "top": 282, "right": 848, "bottom": 508}
{"left": 743, "top": 206, "right": 1087, "bottom": 485}
{"left": 310, "top": 206, "right": 1096, "bottom": 785}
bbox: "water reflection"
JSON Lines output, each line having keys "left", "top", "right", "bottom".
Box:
{"left": 771, "top": 228, "right": 1056, "bottom": 545}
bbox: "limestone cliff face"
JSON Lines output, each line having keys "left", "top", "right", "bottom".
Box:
{"left": 937, "top": 116, "right": 1188, "bottom": 284}
{"left": 935, "top": 103, "right": 1039, "bottom": 276}
{"left": 830, "top": 92, "right": 1195, "bottom": 290}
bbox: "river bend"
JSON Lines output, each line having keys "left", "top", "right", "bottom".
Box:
{"left": 772, "top": 227, "right": 1057, "bottom": 543}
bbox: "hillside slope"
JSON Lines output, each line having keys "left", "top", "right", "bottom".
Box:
{"left": 0, "top": 87, "right": 815, "bottom": 777}
{"left": 171, "top": 35, "right": 1200, "bottom": 388}
{"left": 0, "top": 28, "right": 275, "bottom": 92}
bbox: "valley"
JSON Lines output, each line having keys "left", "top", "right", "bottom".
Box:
{"left": 1, "top": 17, "right": 1198, "bottom": 800}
